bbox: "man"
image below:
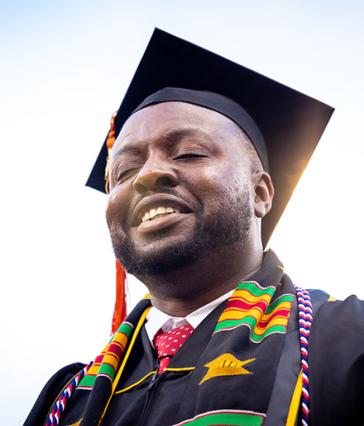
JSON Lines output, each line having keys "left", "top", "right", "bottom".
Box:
{"left": 25, "top": 29, "right": 364, "bottom": 426}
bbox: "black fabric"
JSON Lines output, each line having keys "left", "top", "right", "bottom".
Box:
{"left": 102, "top": 302, "right": 229, "bottom": 426}
{"left": 132, "top": 87, "right": 269, "bottom": 171}
{"left": 309, "top": 295, "right": 364, "bottom": 425}
{"left": 24, "top": 362, "right": 86, "bottom": 426}
{"left": 85, "top": 28, "right": 334, "bottom": 246}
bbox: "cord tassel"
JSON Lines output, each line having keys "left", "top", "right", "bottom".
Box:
{"left": 111, "top": 259, "right": 127, "bottom": 334}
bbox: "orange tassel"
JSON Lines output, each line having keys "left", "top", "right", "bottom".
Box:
{"left": 105, "top": 112, "right": 117, "bottom": 193}
{"left": 106, "top": 112, "right": 127, "bottom": 333}
{"left": 111, "top": 259, "right": 127, "bottom": 334}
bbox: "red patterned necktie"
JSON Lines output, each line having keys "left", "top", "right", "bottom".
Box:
{"left": 153, "top": 323, "right": 194, "bottom": 373}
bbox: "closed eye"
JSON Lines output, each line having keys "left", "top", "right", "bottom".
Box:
{"left": 112, "top": 168, "right": 139, "bottom": 184}
{"left": 173, "top": 153, "right": 208, "bottom": 160}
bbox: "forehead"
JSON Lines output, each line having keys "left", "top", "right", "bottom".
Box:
{"left": 115, "top": 101, "right": 241, "bottom": 150}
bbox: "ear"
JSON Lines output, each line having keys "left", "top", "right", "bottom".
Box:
{"left": 253, "top": 171, "right": 274, "bottom": 219}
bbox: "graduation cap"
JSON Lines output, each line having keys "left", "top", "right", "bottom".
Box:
{"left": 87, "top": 28, "right": 334, "bottom": 248}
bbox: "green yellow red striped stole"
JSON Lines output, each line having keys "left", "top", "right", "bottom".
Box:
{"left": 214, "top": 281, "right": 293, "bottom": 343}
{"left": 74, "top": 296, "right": 151, "bottom": 395}
{"left": 77, "top": 321, "right": 134, "bottom": 390}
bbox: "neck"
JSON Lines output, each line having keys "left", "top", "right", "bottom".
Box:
{"left": 136, "top": 240, "right": 263, "bottom": 317}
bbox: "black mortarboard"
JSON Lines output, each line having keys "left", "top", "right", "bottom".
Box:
{"left": 86, "top": 28, "right": 334, "bottom": 246}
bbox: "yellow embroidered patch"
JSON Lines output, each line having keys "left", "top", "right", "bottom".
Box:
{"left": 199, "top": 353, "right": 255, "bottom": 385}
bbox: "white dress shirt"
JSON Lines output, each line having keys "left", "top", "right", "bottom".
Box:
{"left": 145, "top": 289, "right": 234, "bottom": 345}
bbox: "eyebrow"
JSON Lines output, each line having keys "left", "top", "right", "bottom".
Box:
{"left": 114, "top": 143, "right": 143, "bottom": 158}
{"left": 114, "top": 127, "right": 213, "bottom": 158}
{"left": 163, "top": 127, "right": 212, "bottom": 144}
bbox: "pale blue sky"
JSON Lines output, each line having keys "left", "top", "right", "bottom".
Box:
{"left": 1, "top": 1, "right": 364, "bottom": 423}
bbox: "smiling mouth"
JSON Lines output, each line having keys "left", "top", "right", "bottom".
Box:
{"left": 141, "top": 206, "right": 180, "bottom": 223}
{"left": 132, "top": 194, "right": 193, "bottom": 227}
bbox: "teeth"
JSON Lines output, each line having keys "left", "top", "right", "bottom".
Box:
{"left": 141, "top": 206, "right": 179, "bottom": 223}
{"left": 157, "top": 207, "right": 166, "bottom": 215}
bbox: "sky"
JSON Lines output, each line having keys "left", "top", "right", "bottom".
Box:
{"left": 1, "top": 1, "right": 364, "bottom": 423}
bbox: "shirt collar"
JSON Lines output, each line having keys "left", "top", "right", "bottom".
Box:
{"left": 145, "top": 289, "right": 233, "bottom": 344}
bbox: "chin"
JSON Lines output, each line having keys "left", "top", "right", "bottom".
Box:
{"left": 112, "top": 231, "right": 202, "bottom": 277}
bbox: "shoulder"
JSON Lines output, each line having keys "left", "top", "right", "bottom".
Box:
{"left": 312, "top": 292, "right": 364, "bottom": 333}
{"left": 309, "top": 293, "right": 364, "bottom": 425}
{"left": 24, "top": 362, "right": 86, "bottom": 426}
{"left": 310, "top": 293, "right": 364, "bottom": 372}
{"left": 309, "top": 291, "right": 364, "bottom": 361}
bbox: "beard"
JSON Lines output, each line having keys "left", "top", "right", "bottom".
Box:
{"left": 109, "top": 188, "right": 252, "bottom": 278}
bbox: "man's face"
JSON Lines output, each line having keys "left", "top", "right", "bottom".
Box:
{"left": 106, "top": 102, "right": 257, "bottom": 276}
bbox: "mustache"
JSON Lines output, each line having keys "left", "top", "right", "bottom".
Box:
{"left": 136, "top": 187, "right": 182, "bottom": 200}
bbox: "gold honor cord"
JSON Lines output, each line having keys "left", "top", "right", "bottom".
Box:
{"left": 286, "top": 369, "right": 303, "bottom": 426}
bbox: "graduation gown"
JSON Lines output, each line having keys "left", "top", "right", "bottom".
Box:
{"left": 25, "top": 251, "right": 364, "bottom": 425}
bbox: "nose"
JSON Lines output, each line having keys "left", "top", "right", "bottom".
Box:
{"left": 133, "top": 158, "right": 178, "bottom": 194}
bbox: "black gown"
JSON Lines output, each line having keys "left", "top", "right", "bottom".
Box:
{"left": 25, "top": 251, "right": 364, "bottom": 426}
